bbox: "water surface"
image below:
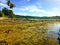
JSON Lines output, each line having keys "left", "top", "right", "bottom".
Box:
{"left": 48, "top": 23, "right": 60, "bottom": 39}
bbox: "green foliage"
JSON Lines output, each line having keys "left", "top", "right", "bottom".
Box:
{"left": 15, "top": 15, "right": 60, "bottom": 20}
{"left": 7, "top": 0, "right": 15, "bottom": 9}
{"left": 2, "top": 8, "right": 9, "bottom": 17}
{"left": 7, "top": 0, "right": 10, "bottom": 6}
{"left": 0, "top": 10, "right": 3, "bottom": 17}
{"left": 0, "top": 0, "right": 15, "bottom": 18}
{"left": 2, "top": 8, "right": 15, "bottom": 18}
{"left": 9, "top": 3, "right": 15, "bottom": 9}
{"left": 0, "top": 10, "right": 4, "bottom": 17}
{"left": 7, "top": 10, "right": 15, "bottom": 18}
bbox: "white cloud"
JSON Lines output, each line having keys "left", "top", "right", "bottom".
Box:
{"left": 0, "top": 0, "right": 6, "bottom": 3}
{"left": 23, "top": 0, "right": 30, "bottom": 2}
{"left": 14, "top": 5, "right": 58, "bottom": 16}
{"left": 48, "top": 7, "right": 60, "bottom": 16}
{"left": 19, "top": 5, "right": 60, "bottom": 16}
{"left": 19, "top": 5, "right": 46, "bottom": 13}
{"left": 14, "top": 0, "right": 60, "bottom": 16}
{"left": 0, "top": 0, "right": 8, "bottom": 7}
{"left": 52, "top": 0, "right": 60, "bottom": 2}
{"left": 46, "top": 0, "right": 60, "bottom": 5}
{"left": 0, "top": 3, "right": 8, "bottom": 7}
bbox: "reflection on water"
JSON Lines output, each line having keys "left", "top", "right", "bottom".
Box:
{"left": 48, "top": 23, "right": 60, "bottom": 39}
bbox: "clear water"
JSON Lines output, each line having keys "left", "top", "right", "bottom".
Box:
{"left": 48, "top": 24, "right": 60, "bottom": 33}
{"left": 48, "top": 23, "right": 60, "bottom": 39}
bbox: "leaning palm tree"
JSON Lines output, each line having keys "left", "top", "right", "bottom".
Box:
{"left": 7, "top": 0, "right": 10, "bottom": 6}
{"left": 7, "top": 0, "right": 15, "bottom": 9}
{"left": 6, "top": 0, "right": 15, "bottom": 18}
{"left": 9, "top": 3, "right": 15, "bottom": 9}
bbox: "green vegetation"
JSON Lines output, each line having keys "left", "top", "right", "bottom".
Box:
{"left": 0, "top": 0, "right": 15, "bottom": 18}
{"left": 0, "top": 10, "right": 4, "bottom": 17}
{"left": 15, "top": 15, "right": 60, "bottom": 20}
{"left": 7, "top": 0, "right": 15, "bottom": 9}
{"left": 2, "top": 7, "right": 15, "bottom": 18}
{"left": 0, "top": 8, "right": 15, "bottom": 18}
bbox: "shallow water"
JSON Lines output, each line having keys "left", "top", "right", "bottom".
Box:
{"left": 48, "top": 23, "right": 60, "bottom": 39}
{"left": 48, "top": 23, "right": 60, "bottom": 33}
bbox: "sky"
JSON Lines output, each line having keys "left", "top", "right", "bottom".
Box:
{"left": 0, "top": 0, "right": 60, "bottom": 17}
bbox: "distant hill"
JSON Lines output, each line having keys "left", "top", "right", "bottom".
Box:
{"left": 15, "top": 15, "right": 60, "bottom": 20}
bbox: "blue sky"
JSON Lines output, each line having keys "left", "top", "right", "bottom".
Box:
{"left": 0, "top": 0, "right": 60, "bottom": 17}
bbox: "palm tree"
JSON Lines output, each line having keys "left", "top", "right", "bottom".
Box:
{"left": 7, "top": 0, "right": 10, "bottom": 6}
{"left": 7, "top": 0, "right": 15, "bottom": 9}
{"left": 9, "top": 3, "right": 15, "bottom": 9}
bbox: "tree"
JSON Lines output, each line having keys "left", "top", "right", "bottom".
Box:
{"left": 8, "top": 10, "right": 15, "bottom": 18}
{"left": 7, "top": 0, "right": 15, "bottom": 9}
{"left": 0, "top": 0, "right": 15, "bottom": 18}
{"left": 0, "top": 10, "right": 4, "bottom": 17}
{"left": 2, "top": 8, "right": 15, "bottom": 18}
{"left": 0, "top": 10, "right": 2, "bottom": 17}
{"left": 2, "top": 7, "right": 9, "bottom": 17}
